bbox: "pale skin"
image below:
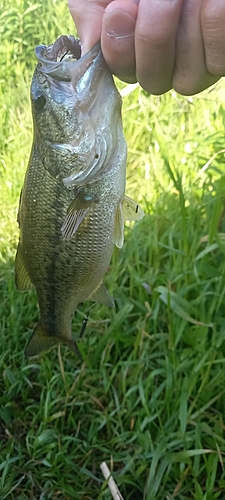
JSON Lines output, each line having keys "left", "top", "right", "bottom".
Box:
{"left": 68, "top": 0, "right": 225, "bottom": 96}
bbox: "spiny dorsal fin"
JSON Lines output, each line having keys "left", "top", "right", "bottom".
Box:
{"left": 15, "top": 243, "right": 33, "bottom": 291}
{"left": 86, "top": 281, "right": 114, "bottom": 308}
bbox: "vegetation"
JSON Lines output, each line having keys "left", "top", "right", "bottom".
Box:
{"left": 1, "top": 0, "right": 225, "bottom": 498}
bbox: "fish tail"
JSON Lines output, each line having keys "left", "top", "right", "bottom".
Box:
{"left": 25, "top": 321, "right": 79, "bottom": 357}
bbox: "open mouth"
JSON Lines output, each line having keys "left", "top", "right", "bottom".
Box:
{"left": 36, "top": 35, "right": 81, "bottom": 64}
{"left": 34, "top": 35, "right": 100, "bottom": 83}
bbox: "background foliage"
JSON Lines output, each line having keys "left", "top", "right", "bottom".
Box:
{"left": 1, "top": 0, "right": 225, "bottom": 499}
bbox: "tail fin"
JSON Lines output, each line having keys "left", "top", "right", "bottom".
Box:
{"left": 25, "top": 321, "right": 79, "bottom": 357}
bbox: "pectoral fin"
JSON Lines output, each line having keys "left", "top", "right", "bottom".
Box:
{"left": 61, "top": 207, "right": 89, "bottom": 241}
{"left": 25, "top": 322, "right": 79, "bottom": 357}
{"left": 15, "top": 243, "right": 32, "bottom": 291}
{"left": 122, "top": 195, "right": 145, "bottom": 221}
{"left": 87, "top": 281, "right": 114, "bottom": 308}
{"left": 113, "top": 196, "right": 145, "bottom": 249}
{"left": 61, "top": 188, "right": 98, "bottom": 241}
{"left": 113, "top": 202, "right": 124, "bottom": 249}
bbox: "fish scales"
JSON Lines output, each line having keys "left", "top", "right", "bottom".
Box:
{"left": 15, "top": 35, "right": 144, "bottom": 356}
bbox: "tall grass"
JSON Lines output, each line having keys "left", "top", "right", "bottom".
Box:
{"left": 1, "top": 0, "right": 225, "bottom": 499}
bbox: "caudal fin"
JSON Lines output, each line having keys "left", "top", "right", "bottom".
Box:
{"left": 25, "top": 321, "right": 79, "bottom": 357}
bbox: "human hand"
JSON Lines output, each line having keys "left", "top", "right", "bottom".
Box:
{"left": 68, "top": 0, "right": 225, "bottom": 95}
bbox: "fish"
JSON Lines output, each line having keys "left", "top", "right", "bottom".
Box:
{"left": 15, "top": 35, "right": 144, "bottom": 357}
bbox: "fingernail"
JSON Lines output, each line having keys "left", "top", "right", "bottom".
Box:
{"left": 106, "top": 29, "right": 134, "bottom": 40}
{"left": 105, "top": 11, "right": 135, "bottom": 40}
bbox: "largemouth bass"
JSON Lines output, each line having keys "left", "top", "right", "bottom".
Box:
{"left": 15, "top": 35, "right": 144, "bottom": 356}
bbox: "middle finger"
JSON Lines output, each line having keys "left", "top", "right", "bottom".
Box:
{"left": 135, "top": 0, "right": 184, "bottom": 95}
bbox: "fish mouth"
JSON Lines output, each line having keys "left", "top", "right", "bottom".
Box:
{"left": 32, "top": 36, "right": 123, "bottom": 187}
{"left": 35, "top": 35, "right": 102, "bottom": 84}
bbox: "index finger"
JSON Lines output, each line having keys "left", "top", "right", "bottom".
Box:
{"left": 135, "top": 0, "right": 183, "bottom": 94}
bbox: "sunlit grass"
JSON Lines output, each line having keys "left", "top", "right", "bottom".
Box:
{"left": 1, "top": 0, "right": 225, "bottom": 498}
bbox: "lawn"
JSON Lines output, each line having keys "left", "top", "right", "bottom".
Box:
{"left": 1, "top": 1, "right": 225, "bottom": 499}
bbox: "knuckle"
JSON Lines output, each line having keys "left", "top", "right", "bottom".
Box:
{"left": 173, "top": 71, "right": 220, "bottom": 96}
{"left": 202, "top": 9, "right": 225, "bottom": 45}
{"left": 201, "top": 4, "right": 222, "bottom": 31}
{"left": 137, "top": 73, "right": 172, "bottom": 95}
{"left": 201, "top": 2, "right": 225, "bottom": 75}
{"left": 136, "top": 25, "right": 172, "bottom": 52}
{"left": 202, "top": 8, "right": 225, "bottom": 76}
{"left": 172, "top": 73, "right": 199, "bottom": 96}
{"left": 206, "top": 57, "right": 225, "bottom": 76}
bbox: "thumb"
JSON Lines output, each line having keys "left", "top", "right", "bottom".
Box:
{"left": 68, "top": 0, "right": 112, "bottom": 54}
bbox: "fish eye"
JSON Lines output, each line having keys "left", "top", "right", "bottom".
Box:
{"left": 34, "top": 95, "right": 46, "bottom": 111}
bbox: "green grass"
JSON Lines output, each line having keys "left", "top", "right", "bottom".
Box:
{"left": 1, "top": 0, "right": 225, "bottom": 498}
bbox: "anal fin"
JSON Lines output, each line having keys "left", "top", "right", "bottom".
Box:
{"left": 15, "top": 243, "right": 32, "bottom": 291}
{"left": 87, "top": 281, "right": 114, "bottom": 308}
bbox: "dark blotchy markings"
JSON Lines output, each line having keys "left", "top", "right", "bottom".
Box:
{"left": 44, "top": 181, "right": 65, "bottom": 336}
{"left": 49, "top": 104, "right": 68, "bottom": 142}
